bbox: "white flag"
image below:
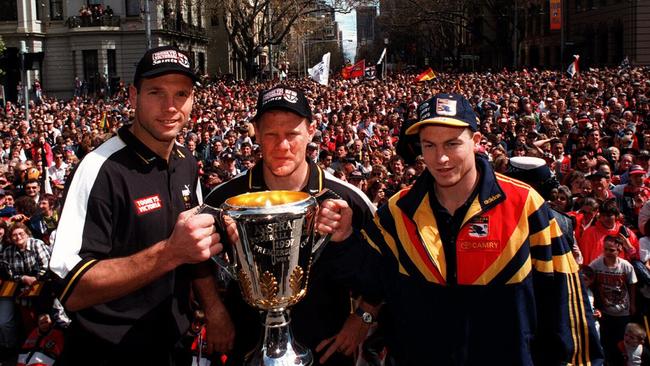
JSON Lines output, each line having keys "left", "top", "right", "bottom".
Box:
{"left": 308, "top": 52, "right": 331, "bottom": 86}
{"left": 567, "top": 55, "right": 580, "bottom": 78}
{"left": 376, "top": 48, "right": 387, "bottom": 65}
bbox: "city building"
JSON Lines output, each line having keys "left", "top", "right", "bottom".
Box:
{"left": 0, "top": 0, "right": 210, "bottom": 100}
{"left": 356, "top": 6, "right": 376, "bottom": 50}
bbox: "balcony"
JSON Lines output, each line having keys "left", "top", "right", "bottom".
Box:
{"left": 161, "top": 18, "right": 207, "bottom": 40}
{"left": 66, "top": 15, "right": 121, "bottom": 28}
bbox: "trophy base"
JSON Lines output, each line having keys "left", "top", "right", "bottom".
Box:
{"left": 244, "top": 309, "right": 313, "bottom": 366}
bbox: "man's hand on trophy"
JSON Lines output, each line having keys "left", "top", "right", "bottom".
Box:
{"left": 165, "top": 208, "right": 223, "bottom": 266}
{"left": 316, "top": 199, "right": 353, "bottom": 242}
{"left": 223, "top": 214, "right": 240, "bottom": 245}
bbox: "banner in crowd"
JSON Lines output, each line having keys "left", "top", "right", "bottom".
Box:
{"left": 308, "top": 52, "right": 331, "bottom": 86}
{"left": 567, "top": 55, "right": 580, "bottom": 78}
{"left": 550, "top": 0, "right": 561, "bottom": 30}
{"left": 365, "top": 66, "right": 376, "bottom": 80}
{"left": 415, "top": 67, "right": 436, "bottom": 82}
{"left": 342, "top": 60, "right": 365, "bottom": 79}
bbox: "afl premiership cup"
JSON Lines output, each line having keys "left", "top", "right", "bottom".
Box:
{"left": 201, "top": 190, "right": 331, "bottom": 366}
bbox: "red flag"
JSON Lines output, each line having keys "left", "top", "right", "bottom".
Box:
{"left": 342, "top": 60, "right": 365, "bottom": 79}
{"left": 415, "top": 67, "right": 436, "bottom": 82}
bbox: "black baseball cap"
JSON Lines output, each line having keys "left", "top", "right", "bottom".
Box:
{"left": 252, "top": 85, "right": 312, "bottom": 122}
{"left": 133, "top": 46, "right": 198, "bottom": 86}
{"left": 406, "top": 93, "right": 479, "bottom": 135}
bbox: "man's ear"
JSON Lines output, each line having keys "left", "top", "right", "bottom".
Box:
{"left": 128, "top": 85, "right": 138, "bottom": 107}
{"left": 308, "top": 120, "right": 316, "bottom": 140}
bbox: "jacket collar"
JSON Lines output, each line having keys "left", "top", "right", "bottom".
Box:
{"left": 118, "top": 125, "right": 186, "bottom": 167}
{"left": 247, "top": 159, "right": 324, "bottom": 194}
{"left": 397, "top": 155, "right": 506, "bottom": 220}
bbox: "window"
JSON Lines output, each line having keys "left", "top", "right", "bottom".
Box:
{"left": 82, "top": 50, "right": 99, "bottom": 93}
{"left": 126, "top": 0, "right": 140, "bottom": 17}
{"left": 50, "top": 0, "right": 62, "bottom": 20}
{"left": 0, "top": 0, "right": 17, "bottom": 20}
{"left": 196, "top": 1, "right": 202, "bottom": 28}
{"left": 186, "top": 0, "right": 192, "bottom": 24}
{"left": 35, "top": 0, "right": 42, "bottom": 20}
{"left": 107, "top": 49, "right": 116, "bottom": 76}
{"left": 198, "top": 52, "right": 205, "bottom": 75}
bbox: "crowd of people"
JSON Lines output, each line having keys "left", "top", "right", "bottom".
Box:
{"left": 0, "top": 61, "right": 649, "bottom": 364}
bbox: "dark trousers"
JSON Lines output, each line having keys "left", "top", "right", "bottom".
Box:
{"left": 58, "top": 324, "right": 184, "bottom": 366}
{"left": 600, "top": 313, "right": 630, "bottom": 365}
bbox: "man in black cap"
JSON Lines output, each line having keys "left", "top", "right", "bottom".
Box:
{"left": 353, "top": 93, "right": 603, "bottom": 365}
{"left": 204, "top": 85, "right": 377, "bottom": 366}
{"left": 50, "top": 46, "right": 224, "bottom": 364}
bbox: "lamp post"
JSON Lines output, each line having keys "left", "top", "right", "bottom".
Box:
{"left": 144, "top": 0, "right": 151, "bottom": 49}
{"left": 19, "top": 41, "right": 29, "bottom": 122}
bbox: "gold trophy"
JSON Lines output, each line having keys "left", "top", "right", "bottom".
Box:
{"left": 201, "top": 190, "right": 330, "bottom": 366}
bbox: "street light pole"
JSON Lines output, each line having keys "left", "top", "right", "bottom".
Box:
{"left": 302, "top": 40, "right": 306, "bottom": 77}
{"left": 267, "top": 3, "right": 273, "bottom": 80}
{"left": 19, "top": 41, "right": 30, "bottom": 123}
{"left": 560, "top": 0, "right": 566, "bottom": 71}
{"left": 513, "top": 0, "right": 518, "bottom": 69}
{"left": 144, "top": 0, "right": 152, "bottom": 49}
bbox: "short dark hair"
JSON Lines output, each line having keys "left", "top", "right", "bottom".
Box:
{"left": 599, "top": 199, "right": 620, "bottom": 216}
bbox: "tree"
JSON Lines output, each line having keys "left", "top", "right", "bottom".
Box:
{"left": 209, "top": 0, "right": 371, "bottom": 80}
{"left": 378, "top": 0, "right": 520, "bottom": 70}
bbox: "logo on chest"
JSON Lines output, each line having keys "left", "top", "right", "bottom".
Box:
{"left": 134, "top": 194, "right": 163, "bottom": 215}
{"left": 458, "top": 216, "right": 500, "bottom": 253}
{"left": 467, "top": 216, "right": 489, "bottom": 238}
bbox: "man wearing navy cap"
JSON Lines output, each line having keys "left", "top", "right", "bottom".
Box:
{"left": 50, "top": 46, "right": 223, "bottom": 364}
{"left": 204, "top": 85, "right": 377, "bottom": 366}
{"left": 355, "top": 93, "right": 603, "bottom": 365}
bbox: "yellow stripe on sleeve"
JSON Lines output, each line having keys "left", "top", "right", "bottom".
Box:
{"left": 553, "top": 252, "right": 580, "bottom": 274}
{"left": 506, "top": 256, "right": 532, "bottom": 284}
{"left": 59, "top": 259, "right": 98, "bottom": 301}
{"left": 568, "top": 272, "right": 581, "bottom": 365}
{"left": 412, "top": 193, "right": 446, "bottom": 281}
{"left": 388, "top": 195, "right": 441, "bottom": 283}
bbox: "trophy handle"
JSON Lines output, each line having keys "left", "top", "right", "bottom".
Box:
{"left": 312, "top": 232, "right": 331, "bottom": 263}
{"left": 197, "top": 204, "right": 237, "bottom": 279}
{"left": 311, "top": 188, "right": 342, "bottom": 262}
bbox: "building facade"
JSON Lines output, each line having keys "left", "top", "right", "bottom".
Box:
{"left": 520, "top": 0, "right": 650, "bottom": 68}
{"left": 0, "top": 0, "right": 210, "bottom": 100}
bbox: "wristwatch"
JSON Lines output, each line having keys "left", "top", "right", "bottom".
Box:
{"left": 354, "top": 307, "right": 375, "bottom": 324}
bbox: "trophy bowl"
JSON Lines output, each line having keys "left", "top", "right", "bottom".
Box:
{"left": 208, "top": 190, "right": 330, "bottom": 366}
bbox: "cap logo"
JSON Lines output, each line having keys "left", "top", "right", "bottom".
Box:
{"left": 436, "top": 98, "right": 457, "bottom": 116}
{"left": 283, "top": 89, "right": 298, "bottom": 103}
{"left": 151, "top": 50, "right": 190, "bottom": 68}
{"left": 261, "top": 87, "right": 285, "bottom": 104}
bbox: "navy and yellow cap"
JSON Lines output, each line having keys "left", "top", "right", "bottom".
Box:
{"left": 406, "top": 93, "right": 479, "bottom": 135}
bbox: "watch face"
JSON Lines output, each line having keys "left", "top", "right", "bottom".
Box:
{"left": 362, "top": 312, "right": 373, "bottom": 323}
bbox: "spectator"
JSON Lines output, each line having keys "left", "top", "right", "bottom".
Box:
{"left": 2, "top": 223, "right": 51, "bottom": 335}
{"left": 590, "top": 235, "right": 638, "bottom": 363}
{"left": 580, "top": 199, "right": 639, "bottom": 264}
